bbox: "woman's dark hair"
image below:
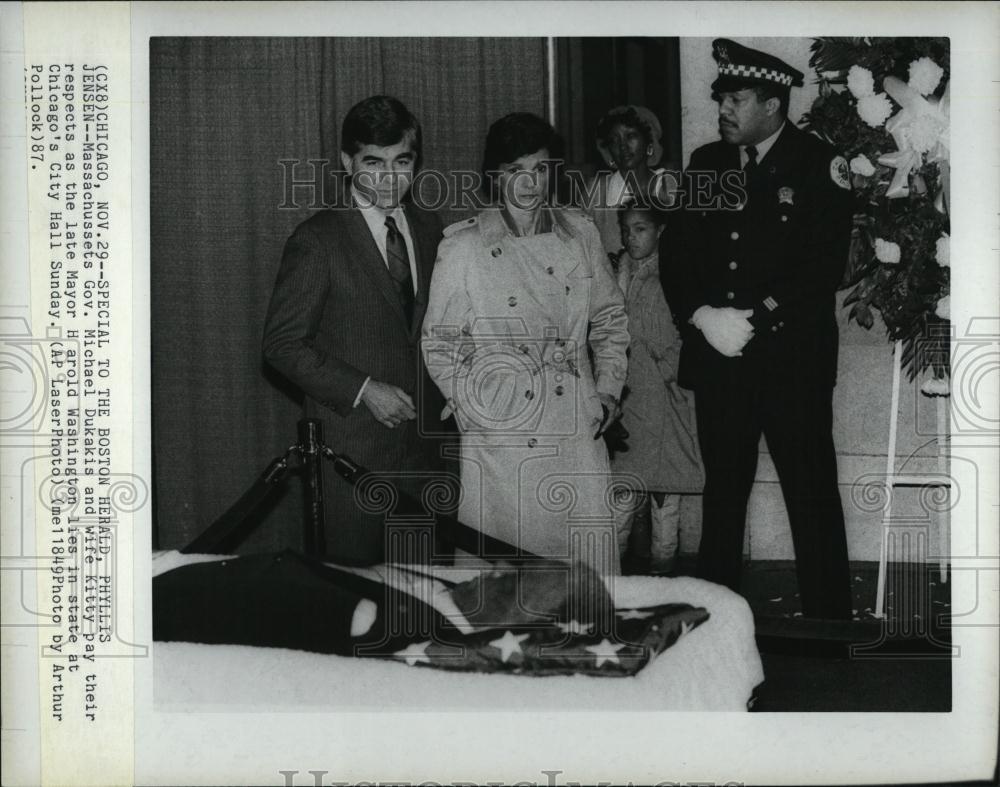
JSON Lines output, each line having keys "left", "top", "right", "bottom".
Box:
{"left": 481, "top": 112, "right": 564, "bottom": 199}
{"left": 340, "top": 95, "right": 422, "bottom": 169}
{"left": 596, "top": 107, "right": 653, "bottom": 148}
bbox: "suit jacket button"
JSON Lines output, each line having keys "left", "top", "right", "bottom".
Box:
{"left": 726, "top": 291, "right": 735, "bottom": 300}
{"left": 730, "top": 231, "right": 739, "bottom": 240}
{"left": 525, "top": 389, "right": 535, "bottom": 400}
{"left": 729, "top": 261, "right": 738, "bottom": 270}
{"left": 508, "top": 296, "right": 517, "bottom": 307}
{"left": 492, "top": 247, "right": 503, "bottom": 257}
{"left": 527, "top": 438, "right": 538, "bottom": 448}
{"left": 781, "top": 215, "right": 788, "bottom": 222}
{"left": 779, "top": 321, "right": 785, "bottom": 327}
{"left": 772, "top": 325, "right": 778, "bottom": 332}
{"left": 555, "top": 385, "right": 564, "bottom": 396}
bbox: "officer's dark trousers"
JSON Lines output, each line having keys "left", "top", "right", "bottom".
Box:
{"left": 692, "top": 340, "right": 853, "bottom": 619}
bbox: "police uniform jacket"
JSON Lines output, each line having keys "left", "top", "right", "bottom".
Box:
{"left": 666, "top": 122, "right": 853, "bottom": 390}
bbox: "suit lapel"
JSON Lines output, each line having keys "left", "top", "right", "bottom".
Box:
{"left": 341, "top": 206, "right": 408, "bottom": 327}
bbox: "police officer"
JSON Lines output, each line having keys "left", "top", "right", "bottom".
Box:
{"left": 664, "top": 40, "right": 854, "bottom": 618}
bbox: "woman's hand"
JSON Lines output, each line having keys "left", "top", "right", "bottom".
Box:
{"left": 594, "top": 392, "right": 623, "bottom": 437}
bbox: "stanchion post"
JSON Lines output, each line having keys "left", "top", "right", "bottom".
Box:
{"left": 299, "top": 418, "right": 327, "bottom": 556}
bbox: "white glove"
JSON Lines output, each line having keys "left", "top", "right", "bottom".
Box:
{"left": 692, "top": 306, "right": 754, "bottom": 357}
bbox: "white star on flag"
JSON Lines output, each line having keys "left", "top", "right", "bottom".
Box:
{"left": 394, "top": 641, "right": 432, "bottom": 666}
{"left": 489, "top": 630, "right": 531, "bottom": 663}
{"left": 556, "top": 619, "right": 593, "bottom": 635}
{"left": 585, "top": 638, "right": 626, "bottom": 667}
{"left": 616, "top": 608, "right": 653, "bottom": 620}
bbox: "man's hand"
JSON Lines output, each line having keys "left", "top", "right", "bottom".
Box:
{"left": 692, "top": 306, "right": 755, "bottom": 357}
{"left": 361, "top": 380, "right": 416, "bottom": 428}
{"left": 595, "top": 392, "right": 623, "bottom": 437}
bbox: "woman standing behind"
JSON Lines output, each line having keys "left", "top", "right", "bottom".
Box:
{"left": 421, "top": 113, "right": 629, "bottom": 574}
{"left": 612, "top": 205, "right": 703, "bottom": 574}
{"left": 587, "top": 105, "right": 677, "bottom": 258}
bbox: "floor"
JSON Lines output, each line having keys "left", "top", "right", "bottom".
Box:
{"left": 628, "top": 556, "right": 954, "bottom": 712}
{"left": 745, "top": 560, "right": 953, "bottom": 712}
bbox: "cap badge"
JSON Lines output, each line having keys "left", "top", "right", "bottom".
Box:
{"left": 778, "top": 187, "right": 795, "bottom": 205}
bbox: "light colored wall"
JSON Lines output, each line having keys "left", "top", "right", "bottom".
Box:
{"left": 676, "top": 38, "right": 947, "bottom": 564}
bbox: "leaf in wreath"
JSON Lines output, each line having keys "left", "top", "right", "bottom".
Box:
{"left": 854, "top": 304, "right": 875, "bottom": 330}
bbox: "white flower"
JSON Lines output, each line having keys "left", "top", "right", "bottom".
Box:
{"left": 935, "top": 295, "right": 950, "bottom": 320}
{"left": 846, "top": 65, "right": 876, "bottom": 99}
{"left": 856, "top": 93, "right": 893, "bottom": 128}
{"left": 849, "top": 154, "right": 876, "bottom": 176}
{"left": 920, "top": 376, "right": 950, "bottom": 397}
{"left": 908, "top": 57, "right": 944, "bottom": 96}
{"left": 906, "top": 112, "right": 948, "bottom": 154}
{"left": 874, "top": 238, "right": 901, "bottom": 264}
{"left": 935, "top": 234, "right": 950, "bottom": 267}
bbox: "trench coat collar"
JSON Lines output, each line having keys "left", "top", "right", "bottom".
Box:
{"left": 477, "top": 204, "right": 581, "bottom": 248}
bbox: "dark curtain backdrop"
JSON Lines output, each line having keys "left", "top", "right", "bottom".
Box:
{"left": 556, "top": 37, "right": 682, "bottom": 178}
{"left": 151, "top": 37, "right": 547, "bottom": 552}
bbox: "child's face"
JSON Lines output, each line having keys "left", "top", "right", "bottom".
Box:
{"left": 620, "top": 211, "right": 663, "bottom": 259}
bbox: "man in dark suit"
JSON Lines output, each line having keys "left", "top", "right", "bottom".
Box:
{"left": 665, "top": 40, "right": 854, "bottom": 618}
{"left": 263, "top": 95, "right": 450, "bottom": 566}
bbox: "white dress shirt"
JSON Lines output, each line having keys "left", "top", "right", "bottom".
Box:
{"left": 352, "top": 187, "right": 419, "bottom": 294}
{"left": 351, "top": 187, "right": 420, "bottom": 408}
{"left": 740, "top": 121, "right": 785, "bottom": 169}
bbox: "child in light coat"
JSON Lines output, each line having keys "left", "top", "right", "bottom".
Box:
{"left": 612, "top": 205, "right": 704, "bottom": 574}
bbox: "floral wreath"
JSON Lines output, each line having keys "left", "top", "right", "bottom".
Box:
{"left": 801, "top": 38, "right": 950, "bottom": 392}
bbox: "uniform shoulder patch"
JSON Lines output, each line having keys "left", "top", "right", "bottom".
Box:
{"left": 443, "top": 215, "right": 478, "bottom": 238}
{"left": 830, "top": 156, "right": 851, "bottom": 190}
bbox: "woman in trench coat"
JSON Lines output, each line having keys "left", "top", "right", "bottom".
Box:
{"left": 421, "top": 113, "right": 629, "bottom": 574}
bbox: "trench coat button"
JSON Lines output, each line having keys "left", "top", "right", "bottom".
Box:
{"left": 527, "top": 438, "right": 537, "bottom": 448}
{"left": 730, "top": 231, "right": 739, "bottom": 240}
{"left": 492, "top": 247, "right": 503, "bottom": 257}
{"left": 729, "top": 261, "right": 738, "bottom": 270}
{"left": 555, "top": 385, "right": 564, "bottom": 396}
{"left": 508, "top": 296, "right": 517, "bottom": 307}
{"left": 525, "top": 389, "right": 535, "bottom": 400}
{"left": 726, "top": 291, "right": 735, "bottom": 300}
{"left": 546, "top": 266, "right": 554, "bottom": 275}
